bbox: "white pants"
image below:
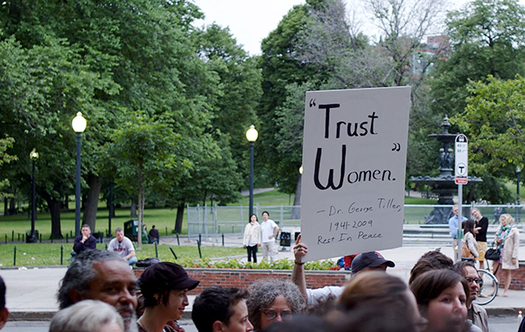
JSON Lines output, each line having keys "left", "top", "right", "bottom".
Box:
{"left": 262, "top": 241, "right": 276, "bottom": 263}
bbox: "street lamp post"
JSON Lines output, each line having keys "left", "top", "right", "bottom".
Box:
{"left": 246, "top": 125, "right": 258, "bottom": 217}
{"left": 72, "top": 112, "right": 87, "bottom": 236}
{"left": 517, "top": 166, "right": 521, "bottom": 222}
{"left": 28, "top": 149, "right": 39, "bottom": 243}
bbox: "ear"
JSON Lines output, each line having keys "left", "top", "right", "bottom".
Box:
{"left": 68, "top": 289, "right": 84, "bottom": 304}
{"left": 212, "top": 320, "right": 225, "bottom": 332}
{"left": 0, "top": 308, "right": 10, "bottom": 329}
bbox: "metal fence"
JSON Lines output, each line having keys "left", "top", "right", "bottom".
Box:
{"left": 186, "top": 204, "right": 524, "bottom": 239}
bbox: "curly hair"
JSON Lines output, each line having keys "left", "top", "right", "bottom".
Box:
{"left": 57, "top": 249, "right": 127, "bottom": 309}
{"left": 247, "top": 279, "right": 305, "bottom": 332}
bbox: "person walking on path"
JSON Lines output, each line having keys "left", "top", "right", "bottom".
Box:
{"left": 493, "top": 213, "right": 519, "bottom": 297}
{"left": 260, "top": 211, "right": 279, "bottom": 263}
{"left": 471, "top": 208, "right": 488, "bottom": 269}
{"left": 449, "top": 205, "right": 467, "bottom": 261}
{"left": 243, "top": 214, "right": 261, "bottom": 263}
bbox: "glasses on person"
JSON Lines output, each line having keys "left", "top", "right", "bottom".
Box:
{"left": 465, "top": 277, "right": 482, "bottom": 284}
{"left": 263, "top": 310, "right": 292, "bottom": 320}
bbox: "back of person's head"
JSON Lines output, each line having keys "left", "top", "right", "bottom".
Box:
{"left": 192, "top": 286, "right": 248, "bottom": 332}
{"left": 49, "top": 300, "right": 124, "bottom": 332}
{"left": 57, "top": 250, "right": 126, "bottom": 309}
{"left": 410, "top": 269, "right": 469, "bottom": 309}
{"left": 462, "top": 219, "right": 476, "bottom": 234}
{"left": 0, "top": 275, "right": 8, "bottom": 330}
{"left": 0, "top": 276, "right": 5, "bottom": 310}
{"left": 409, "top": 249, "right": 453, "bottom": 284}
{"left": 331, "top": 301, "right": 419, "bottom": 332}
{"left": 264, "top": 315, "right": 331, "bottom": 332}
{"left": 338, "top": 271, "right": 412, "bottom": 311}
{"left": 247, "top": 279, "right": 305, "bottom": 332}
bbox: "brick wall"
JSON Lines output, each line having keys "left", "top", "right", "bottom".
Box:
{"left": 134, "top": 268, "right": 351, "bottom": 294}
{"left": 495, "top": 262, "right": 525, "bottom": 290}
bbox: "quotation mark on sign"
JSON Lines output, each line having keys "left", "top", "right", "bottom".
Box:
{"left": 391, "top": 143, "right": 401, "bottom": 152}
{"left": 309, "top": 99, "right": 316, "bottom": 107}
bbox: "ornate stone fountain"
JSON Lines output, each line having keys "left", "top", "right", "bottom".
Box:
{"left": 410, "top": 116, "right": 482, "bottom": 224}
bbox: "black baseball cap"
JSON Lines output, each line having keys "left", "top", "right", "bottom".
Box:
{"left": 351, "top": 251, "right": 395, "bottom": 274}
{"left": 139, "top": 262, "right": 199, "bottom": 296}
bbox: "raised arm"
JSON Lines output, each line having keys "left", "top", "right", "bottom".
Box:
{"left": 291, "top": 234, "right": 308, "bottom": 303}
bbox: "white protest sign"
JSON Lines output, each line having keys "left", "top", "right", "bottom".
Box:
{"left": 300, "top": 87, "right": 411, "bottom": 262}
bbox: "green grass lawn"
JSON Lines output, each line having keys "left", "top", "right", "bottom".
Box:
{"left": 0, "top": 189, "right": 441, "bottom": 240}
{"left": 0, "top": 242, "right": 245, "bottom": 267}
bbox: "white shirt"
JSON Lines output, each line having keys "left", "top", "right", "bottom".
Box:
{"left": 260, "top": 219, "right": 277, "bottom": 243}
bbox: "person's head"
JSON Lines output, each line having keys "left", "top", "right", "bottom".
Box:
{"left": 470, "top": 208, "right": 482, "bottom": 220}
{"left": 81, "top": 224, "right": 91, "bottom": 237}
{"left": 500, "top": 213, "right": 514, "bottom": 226}
{"left": 330, "top": 301, "right": 421, "bottom": 332}
{"left": 49, "top": 300, "right": 124, "bottom": 332}
{"left": 350, "top": 251, "right": 395, "bottom": 274}
{"left": 138, "top": 262, "right": 199, "bottom": 321}
{"left": 115, "top": 228, "right": 124, "bottom": 241}
{"left": 409, "top": 249, "right": 453, "bottom": 285}
{"left": 337, "top": 271, "right": 421, "bottom": 329}
{"left": 249, "top": 214, "right": 258, "bottom": 223}
{"left": 0, "top": 276, "right": 9, "bottom": 330}
{"left": 462, "top": 219, "right": 476, "bottom": 235}
{"left": 57, "top": 250, "right": 138, "bottom": 332}
{"left": 410, "top": 269, "right": 469, "bottom": 332}
{"left": 452, "top": 205, "right": 459, "bottom": 216}
{"left": 151, "top": 225, "right": 155, "bottom": 229}
{"left": 247, "top": 279, "right": 305, "bottom": 332}
{"left": 264, "top": 315, "right": 330, "bottom": 332}
{"left": 261, "top": 211, "right": 269, "bottom": 221}
{"left": 192, "top": 286, "right": 253, "bottom": 332}
{"left": 453, "top": 261, "right": 481, "bottom": 303}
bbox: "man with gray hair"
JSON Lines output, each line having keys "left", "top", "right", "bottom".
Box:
{"left": 57, "top": 250, "right": 138, "bottom": 332}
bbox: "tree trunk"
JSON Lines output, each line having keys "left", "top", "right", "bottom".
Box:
{"left": 130, "top": 199, "right": 137, "bottom": 218}
{"left": 83, "top": 173, "right": 103, "bottom": 231}
{"left": 137, "top": 165, "right": 144, "bottom": 250}
{"left": 175, "top": 202, "right": 185, "bottom": 234}
{"left": 292, "top": 174, "right": 302, "bottom": 219}
{"left": 48, "top": 198, "right": 63, "bottom": 239}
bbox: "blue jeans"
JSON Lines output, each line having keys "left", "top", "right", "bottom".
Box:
{"left": 128, "top": 256, "right": 138, "bottom": 266}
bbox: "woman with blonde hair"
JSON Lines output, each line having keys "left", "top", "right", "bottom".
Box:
{"left": 493, "top": 213, "right": 519, "bottom": 297}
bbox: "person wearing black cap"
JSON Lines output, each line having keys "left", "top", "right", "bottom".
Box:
{"left": 0, "top": 275, "right": 8, "bottom": 330}
{"left": 291, "top": 235, "right": 395, "bottom": 304}
{"left": 137, "top": 262, "right": 199, "bottom": 332}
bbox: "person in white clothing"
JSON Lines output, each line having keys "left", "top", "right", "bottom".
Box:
{"left": 107, "top": 228, "right": 137, "bottom": 265}
{"left": 260, "top": 211, "right": 279, "bottom": 263}
{"left": 243, "top": 214, "right": 262, "bottom": 263}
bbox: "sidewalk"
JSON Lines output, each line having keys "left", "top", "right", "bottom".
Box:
{"left": 2, "top": 244, "right": 525, "bottom": 321}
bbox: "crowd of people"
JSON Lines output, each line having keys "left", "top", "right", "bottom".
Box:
{"left": 31, "top": 243, "right": 494, "bottom": 332}
{"left": 0, "top": 207, "right": 518, "bottom": 332}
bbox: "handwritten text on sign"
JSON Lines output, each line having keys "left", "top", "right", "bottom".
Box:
{"left": 300, "top": 87, "right": 411, "bottom": 262}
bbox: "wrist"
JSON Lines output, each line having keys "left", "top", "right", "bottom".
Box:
{"left": 294, "top": 261, "right": 304, "bottom": 265}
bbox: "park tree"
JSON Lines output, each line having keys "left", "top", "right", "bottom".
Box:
{"left": 0, "top": 136, "right": 16, "bottom": 200}
{"left": 452, "top": 75, "right": 525, "bottom": 203}
{"left": 193, "top": 23, "right": 262, "bottom": 183}
{"left": 430, "top": 0, "right": 525, "bottom": 118}
{"left": 0, "top": 35, "right": 116, "bottom": 238}
{"left": 0, "top": 0, "right": 227, "bottom": 236}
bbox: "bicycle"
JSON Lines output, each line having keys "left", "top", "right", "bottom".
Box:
{"left": 460, "top": 256, "right": 499, "bottom": 305}
{"left": 474, "top": 268, "right": 498, "bottom": 305}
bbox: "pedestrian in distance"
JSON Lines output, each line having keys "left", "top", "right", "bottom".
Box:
{"left": 493, "top": 213, "right": 519, "bottom": 297}
{"left": 243, "top": 214, "right": 261, "bottom": 263}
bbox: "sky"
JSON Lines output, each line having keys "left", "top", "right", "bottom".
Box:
{"left": 193, "top": 0, "right": 525, "bottom": 56}
{"left": 193, "top": 0, "right": 305, "bottom": 56}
